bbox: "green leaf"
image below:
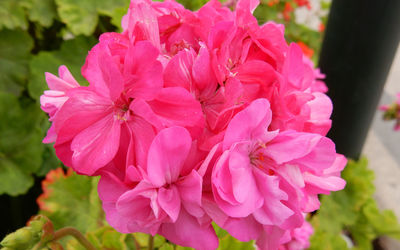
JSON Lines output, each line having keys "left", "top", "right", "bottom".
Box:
{"left": 309, "top": 223, "right": 349, "bottom": 250}
{"left": 0, "top": 1, "right": 28, "bottom": 30}
{"left": 176, "top": 0, "right": 209, "bottom": 10}
{"left": 66, "top": 226, "right": 139, "bottom": 250}
{"left": 55, "top": 0, "right": 129, "bottom": 35}
{"left": 361, "top": 199, "right": 400, "bottom": 239}
{"left": 36, "top": 144, "right": 61, "bottom": 177}
{"left": 160, "top": 243, "right": 175, "bottom": 250}
{"left": 24, "top": 0, "right": 57, "bottom": 27}
{"left": 55, "top": 0, "right": 98, "bottom": 35}
{"left": 0, "top": 158, "right": 34, "bottom": 196}
{"left": 213, "top": 223, "right": 255, "bottom": 250}
{"left": 310, "top": 157, "right": 400, "bottom": 249}
{"left": 0, "top": 93, "right": 44, "bottom": 196}
{"left": 28, "top": 36, "right": 96, "bottom": 100}
{"left": 97, "top": 0, "right": 129, "bottom": 17}
{"left": 0, "top": 29, "right": 33, "bottom": 96}
{"left": 109, "top": 4, "right": 130, "bottom": 32}
{"left": 38, "top": 169, "right": 102, "bottom": 233}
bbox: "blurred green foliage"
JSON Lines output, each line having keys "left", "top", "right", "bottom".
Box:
{"left": 310, "top": 158, "right": 400, "bottom": 250}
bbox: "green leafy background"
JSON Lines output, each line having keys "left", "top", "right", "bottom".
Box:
{"left": 0, "top": 0, "right": 399, "bottom": 249}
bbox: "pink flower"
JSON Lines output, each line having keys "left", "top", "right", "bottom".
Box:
{"left": 163, "top": 42, "right": 245, "bottom": 150}
{"left": 282, "top": 220, "right": 313, "bottom": 250}
{"left": 256, "top": 220, "right": 313, "bottom": 250}
{"left": 98, "top": 127, "right": 218, "bottom": 250}
{"left": 40, "top": 66, "right": 80, "bottom": 143}
{"left": 40, "top": 0, "right": 347, "bottom": 248}
{"left": 203, "top": 98, "right": 345, "bottom": 243}
{"left": 49, "top": 33, "right": 203, "bottom": 176}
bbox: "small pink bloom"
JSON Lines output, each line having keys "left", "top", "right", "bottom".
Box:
{"left": 47, "top": 34, "right": 203, "bottom": 175}
{"left": 99, "top": 127, "right": 218, "bottom": 250}
{"left": 279, "top": 220, "right": 314, "bottom": 250}
{"left": 204, "top": 98, "right": 345, "bottom": 241}
{"left": 256, "top": 220, "right": 313, "bottom": 250}
{"left": 40, "top": 66, "right": 80, "bottom": 143}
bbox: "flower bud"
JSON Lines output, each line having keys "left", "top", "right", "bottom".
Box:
{"left": 1, "top": 228, "right": 33, "bottom": 249}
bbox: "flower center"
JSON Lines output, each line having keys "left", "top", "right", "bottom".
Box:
{"left": 113, "top": 93, "right": 132, "bottom": 122}
{"left": 249, "top": 142, "right": 275, "bottom": 175}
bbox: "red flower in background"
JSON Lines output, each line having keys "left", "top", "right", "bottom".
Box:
{"left": 283, "top": 2, "right": 294, "bottom": 21}
{"left": 294, "top": 0, "right": 311, "bottom": 9}
{"left": 297, "top": 41, "right": 314, "bottom": 58}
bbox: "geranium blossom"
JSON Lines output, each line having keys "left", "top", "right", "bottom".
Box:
{"left": 98, "top": 127, "right": 218, "bottom": 250}
{"left": 40, "top": 0, "right": 347, "bottom": 249}
{"left": 202, "top": 99, "right": 345, "bottom": 246}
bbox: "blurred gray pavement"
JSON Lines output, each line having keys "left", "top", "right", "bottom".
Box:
{"left": 361, "top": 44, "right": 400, "bottom": 249}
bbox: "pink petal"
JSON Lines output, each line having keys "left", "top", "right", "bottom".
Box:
{"left": 252, "top": 169, "right": 293, "bottom": 226}
{"left": 236, "top": 0, "right": 259, "bottom": 28}
{"left": 147, "top": 127, "right": 192, "bottom": 187}
{"left": 223, "top": 215, "right": 263, "bottom": 241}
{"left": 45, "top": 66, "right": 79, "bottom": 91}
{"left": 160, "top": 209, "right": 218, "bottom": 250}
{"left": 237, "top": 0, "right": 259, "bottom": 13}
{"left": 117, "top": 181, "right": 164, "bottom": 228}
{"left": 158, "top": 186, "right": 181, "bottom": 222}
{"left": 82, "top": 42, "right": 124, "bottom": 100}
{"left": 256, "top": 226, "right": 286, "bottom": 250}
{"left": 202, "top": 197, "right": 263, "bottom": 241}
{"left": 54, "top": 88, "right": 112, "bottom": 139}
{"left": 283, "top": 43, "right": 306, "bottom": 90}
{"left": 234, "top": 60, "right": 276, "bottom": 88}
{"left": 177, "top": 170, "right": 204, "bottom": 218}
{"left": 223, "top": 98, "right": 272, "bottom": 150}
{"left": 97, "top": 47, "right": 124, "bottom": 101}
{"left": 304, "top": 173, "right": 346, "bottom": 192}
{"left": 265, "top": 131, "right": 332, "bottom": 167}
{"left": 229, "top": 144, "right": 261, "bottom": 203}
{"left": 277, "top": 164, "right": 305, "bottom": 189}
{"left": 97, "top": 171, "right": 131, "bottom": 233}
{"left": 129, "top": 99, "right": 164, "bottom": 131}
{"left": 43, "top": 123, "right": 57, "bottom": 144}
{"left": 40, "top": 90, "right": 69, "bottom": 118}
{"left": 147, "top": 87, "right": 204, "bottom": 129}
{"left": 163, "top": 49, "right": 195, "bottom": 90}
{"left": 324, "top": 154, "right": 347, "bottom": 175}
{"left": 70, "top": 114, "right": 121, "bottom": 175}
{"left": 177, "top": 169, "right": 202, "bottom": 206}
{"left": 124, "top": 41, "right": 163, "bottom": 100}
{"left": 295, "top": 136, "right": 336, "bottom": 172}
{"left": 128, "top": 117, "right": 157, "bottom": 169}
{"left": 211, "top": 151, "right": 237, "bottom": 205}
{"left": 126, "top": 0, "right": 160, "bottom": 50}
{"left": 192, "top": 43, "right": 217, "bottom": 93}
{"left": 212, "top": 144, "right": 263, "bottom": 217}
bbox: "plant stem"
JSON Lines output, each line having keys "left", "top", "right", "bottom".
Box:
{"left": 53, "top": 227, "right": 96, "bottom": 250}
{"left": 148, "top": 235, "right": 154, "bottom": 250}
{"left": 131, "top": 234, "right": 141, "bottom": 250}
{"left": 32, "top": 242, "right": 43, "bottom": 250}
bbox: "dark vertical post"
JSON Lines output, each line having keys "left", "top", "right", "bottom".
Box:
{"left": 319, "top": 0, "right": 400, "bottom": 159}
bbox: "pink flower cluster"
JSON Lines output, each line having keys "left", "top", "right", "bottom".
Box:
{"left": 380, "top": 93, "right": 400, "bottom": 131}
{"left": 40, "top": 0, "right": 346, "bottom": 249}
